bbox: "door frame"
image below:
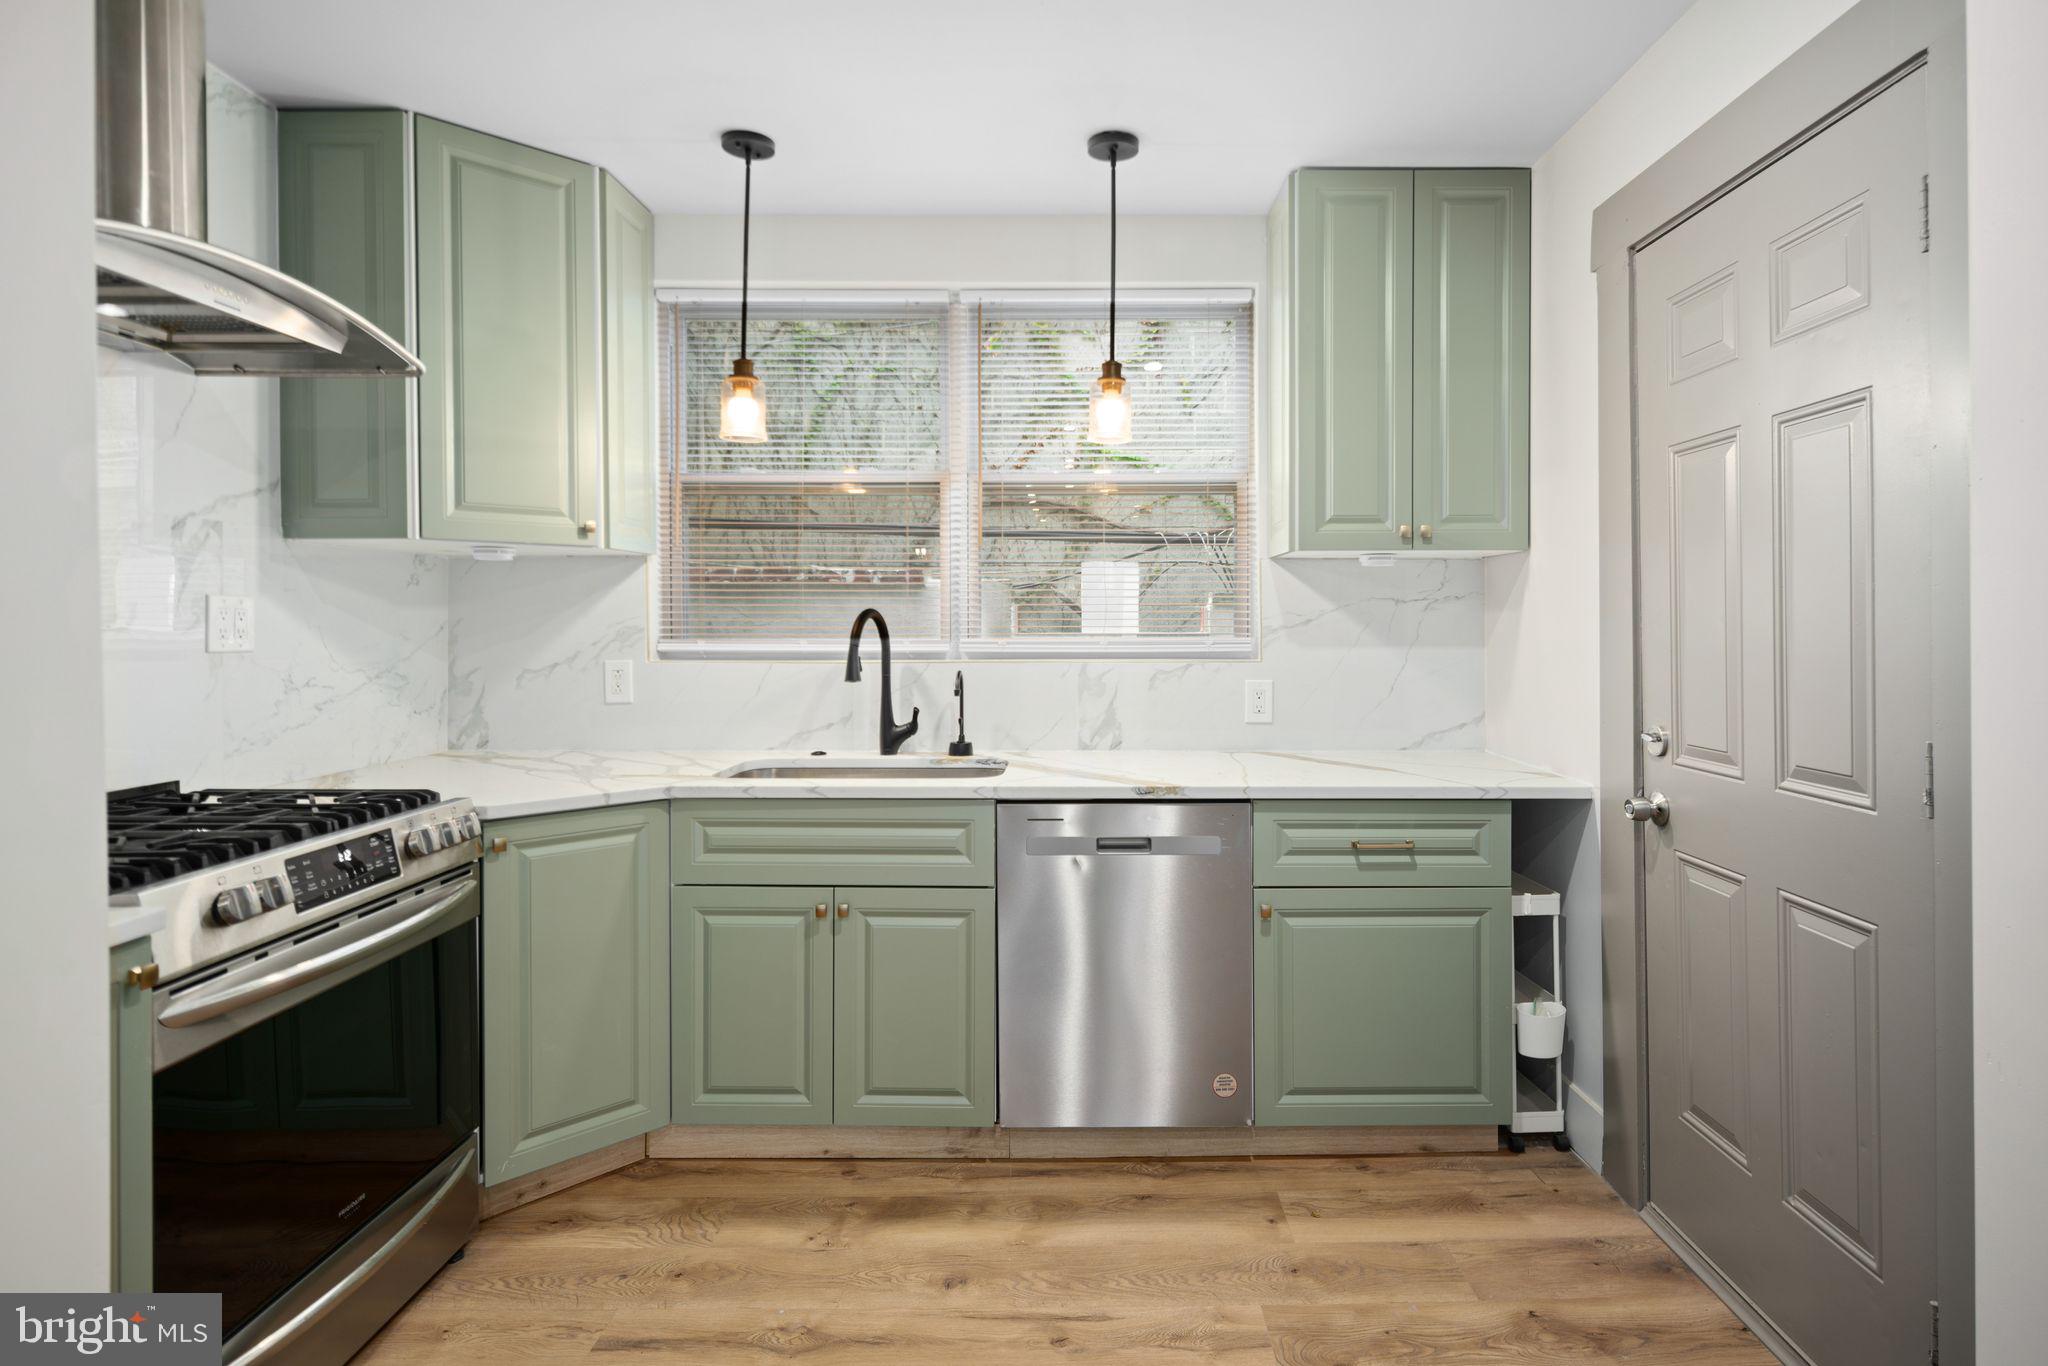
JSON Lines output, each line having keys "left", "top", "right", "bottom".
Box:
{"left": 1592, "top": 0, "right": 1971, "bottom": 1355}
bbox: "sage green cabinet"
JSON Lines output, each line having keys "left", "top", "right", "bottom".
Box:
{"left": 482, "top": 804, "right": 669, "bottom": 1184}
{"left": 671, "top": 884, "right": 835, "bottom": 1125}
{"left": 601, "top": 172, "right": 658, "bottom": 554}
{"left": 278, "top": 110, "right": 653, "bottom": 553}
{"left": 416, "top": 117, "right": 600, "bottom": 546}
{"left": 1269, "top": 167, "right": 1529, "bottom": 556}
{"left": 1413, "top": 170, "right": 1530, "bottom": 552}
{"left": 109, "top": 939, "right": 154, "bottom": 1292}
{"left": 834, "top": 887, "right": 996, "bottom": 1126}
{"left": 672, "top": 883, "right": 997, "bottom": 1128}
{"left": 278, "top": 110, "right": 412, "bottom": 538}
{"left": 1255, "top": 887, "right": 1512, "bottom": 1126}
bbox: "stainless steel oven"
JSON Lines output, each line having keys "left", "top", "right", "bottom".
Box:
{"left": 113, "top": 785, "right": 484, "bottom": 1366}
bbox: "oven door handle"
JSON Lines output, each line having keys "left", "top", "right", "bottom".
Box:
{"left": 158, "top": 875, "right": 478, "bottom": 1030}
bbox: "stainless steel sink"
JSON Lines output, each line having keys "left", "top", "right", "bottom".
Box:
{"left": 718, "top": 756, "right": 1008, "bottom": 781}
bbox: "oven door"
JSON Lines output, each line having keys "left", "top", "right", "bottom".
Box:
{"left": 150, "top": 868, "right": 481, "bottom": 1346}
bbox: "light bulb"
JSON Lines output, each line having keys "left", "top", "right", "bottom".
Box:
{"left": 719, "top": 359, "right": 767, "bottom": 443}
{"left": 1087, "top": 361, "right": 1132, "bottom": 446}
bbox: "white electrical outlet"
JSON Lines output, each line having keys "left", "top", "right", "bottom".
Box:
{"left": 602, "top": 658, "right": 634, "bottom": 705}
{"left": 206, "top": 595, "right": 254, "bottom": 653}
{"left": 1245, "top": 678, "right": 1273, "bottom": 724}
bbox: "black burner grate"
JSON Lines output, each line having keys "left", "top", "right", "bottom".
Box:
{"left": 106, "top": 783, "right": 441, "bottom": 894}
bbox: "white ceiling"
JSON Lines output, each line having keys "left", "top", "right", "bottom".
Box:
{"left": 205, "top": 0, "right": 1696, "bottom": 216}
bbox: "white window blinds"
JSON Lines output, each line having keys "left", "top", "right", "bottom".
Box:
{"left": 657, "top": 289, "right": 1255, "bottom": 658}
{"left": 659, "top": 296, "right": 952, "bottom": 651}
{"left": 964, "top": 293, "right": 1255, "bottom": 654}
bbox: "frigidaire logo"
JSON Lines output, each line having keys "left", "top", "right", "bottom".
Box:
{"left": 4, "top": 1294, "right": 219, "bottom": 1362}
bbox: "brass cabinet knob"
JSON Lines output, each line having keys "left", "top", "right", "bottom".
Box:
{"left": 489, "top": 837, "right": 508, "bottom": 854}
{"left": 1398, "top": 523, "right": 1412, "bottom": 542}
{"left": 578, "top": 519, "right": 598, "bottom": 535}
{"left": 125, "top": 963, "right": 159, "bottom": 990}
{"left": 814, "top": 903, "right": 828, "bottom": 918}
{"left": 1419, "top": 524, "right": 1433, "bottom": 542}
{"left": 836, "top": 903, "right": 850, "bottom": 919}
{"left": 1259, "top": 904, "right": 1273, "bottom": 920}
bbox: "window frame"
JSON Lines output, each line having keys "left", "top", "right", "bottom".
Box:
{"left": 653, "top": 287, "right": 1258, "bottom": 662}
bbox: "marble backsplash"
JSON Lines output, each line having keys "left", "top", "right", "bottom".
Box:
{"left": 445, "top": 553, "right": 1483, "bottom": 754}
{"left": 96, "top": 71, "right": 451, "bottom": 790}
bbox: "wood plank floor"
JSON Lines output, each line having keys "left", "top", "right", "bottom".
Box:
{"left": 358, "top": 1150, "right": 1774, "bottom": 1364}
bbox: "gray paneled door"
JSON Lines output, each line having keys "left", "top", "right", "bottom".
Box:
{"left": 1635, "top": 71, "right": 1935, "bottom": 1363}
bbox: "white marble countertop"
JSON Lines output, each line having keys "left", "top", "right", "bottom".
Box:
{"left": 311, "top": 748, "right": 1592, "bottom": 821}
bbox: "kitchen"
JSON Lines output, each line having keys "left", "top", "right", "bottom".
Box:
{"left": 4, "top": 0, "right": 2043, "bottom": 1362}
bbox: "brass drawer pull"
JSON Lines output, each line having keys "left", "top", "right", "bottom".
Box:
{"left": 1259, "top": 904, "right": 1273, "bottom": 920}
{"left": 126, "top": 963, "right": 159, "bottom": 990}
{"left": 489, "top": 837, "right": 508, "bottom": 854}
{"left": 836, "top": 903, "right": 850, "bottom": 919}
{"left": 1350, "top": 840, "right": 1416, "bottom": 852}
{"left": 815, "top": 903, "right": 828, "bottom": 918}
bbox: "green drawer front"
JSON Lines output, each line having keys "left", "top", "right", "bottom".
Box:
{"left": 672, "top": 800, "right": 995, "bottom": 888}
{"left": 1253, "top": 801, "right": 1509, "bottom": 886}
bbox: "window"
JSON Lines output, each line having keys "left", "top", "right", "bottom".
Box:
{"left": 658, "top": 289, "right": 1254, "bottom": 658}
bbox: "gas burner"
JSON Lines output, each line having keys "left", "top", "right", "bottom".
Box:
{"left": 106, "top": 782, "right": 442, "bottom": 894}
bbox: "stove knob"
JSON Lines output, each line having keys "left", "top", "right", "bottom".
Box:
{"left": 212, "top": 884, "right": 263, "bottom": 925}
{"left": 405, "top": 826, "right": 441, "bottom": 857}
{"left": 437, "top": 820, "right": 461, "bottom": 847}
{"left": 256, "top": 875, "right": 290, "bottom": 911}
{"left": 459, "top": 813, "right": 482, "bottom": 841}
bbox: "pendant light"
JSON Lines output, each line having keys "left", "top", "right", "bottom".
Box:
{"left": 1086, "top": 130, "right": 1139, "bottom": 447}
{"left": 719, "top": 130, "right": 775, "bottom": 443}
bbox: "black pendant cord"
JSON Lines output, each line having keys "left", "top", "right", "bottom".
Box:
{"left": 1107, "top": 147, "right": 1117, "bottom": 367}
{"left": 739, "top": 151, "right": 753, "bottom": 362}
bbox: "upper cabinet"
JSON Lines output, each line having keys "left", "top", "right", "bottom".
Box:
{"left": 278, "top": 111, "right": 656, "bottom": 554}
{"left": 1268, "top": 168, "right": 1529, "bottom": 557}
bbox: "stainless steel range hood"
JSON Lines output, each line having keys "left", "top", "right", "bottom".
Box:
{"left": 94, "top": 0, "right": 420, "bottom": 378}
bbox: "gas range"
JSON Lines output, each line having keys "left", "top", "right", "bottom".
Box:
{"left": 108, "top": 782, "right": 483, "bottom": 981}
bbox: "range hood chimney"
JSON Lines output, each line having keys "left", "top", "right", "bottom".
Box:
{"left": 93, "top": 0, "right": 420, "bottom": 378}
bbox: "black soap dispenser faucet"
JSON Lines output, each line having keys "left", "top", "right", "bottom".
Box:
{"left": 948, "top": 671, "right": 974, "bottom": 756}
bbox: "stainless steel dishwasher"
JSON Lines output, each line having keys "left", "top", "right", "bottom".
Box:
{"left": 997, "top": 802, "right": 1253, "bottom": 1127}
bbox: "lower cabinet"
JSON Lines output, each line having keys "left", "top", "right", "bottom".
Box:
{"left": 482, "top": 804, "right": 670, "bottom": 1184}
{"left": 1254, "top": 886, "right": 1512, "bottom": 1126}
{"left": 672, "top": 884, "right": 996, "bottom": 1127}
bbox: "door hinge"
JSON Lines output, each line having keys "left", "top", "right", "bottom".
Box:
{"left": 1920, "top": 174, "right": 1931, "bottom": 253}
{"left": 1923, "top": 741, "right": 1936, "bottom": 819}
{"left": 1928, "top": 1299, "right": 1940, "bottom": 1365}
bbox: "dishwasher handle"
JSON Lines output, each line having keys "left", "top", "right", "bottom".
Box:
{"left": 1095, "top": 836, "right": 1153, "bottom": 853}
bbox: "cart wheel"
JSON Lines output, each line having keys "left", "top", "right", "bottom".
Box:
{"left": 1504, "top": 1130, "right": 1526, "bottom": 1154}
{"left": 1552, "top": 1133, "right": 1572, "bottom": 1153}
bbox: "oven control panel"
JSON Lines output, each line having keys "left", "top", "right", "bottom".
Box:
{"left": 286, "top": 829, "right": 400, "bottom": 912}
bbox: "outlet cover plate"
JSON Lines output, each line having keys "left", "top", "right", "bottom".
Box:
{"left": 603, "top": 658, "right": 634, "bottom": 705}
{"left": 1245, "top": 679, "right": 1273, "bottom": 724}
{"left": 206, "top": 595, "right": 254, "bottom": 653}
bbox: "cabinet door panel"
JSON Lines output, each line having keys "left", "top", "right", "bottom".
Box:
{"left": 278, "top": 110, "right": 412, "bottom": 538}
{"left": 1415, "top": 169, "right": 1530, "bottom": 551}
{"left": 601, "top": 172, "right": 657, "bottom": 553}
{"left": 673, "top": 885, "right": 834, "bottom": 1125}
{"left": 416, "top": 117, "right": 599, "bottom": 546}
{"left": 1291, "top": 169, "right": 1413, "bottom": 552}
{"left": 1255, "top": 887, "right": 1510, "bottom": 1125}
{"left": 483, "top": 804, "right": 668, "bottom": 1183}
{"left": 835, "top": 888, "right": 995, "bottom": 1127}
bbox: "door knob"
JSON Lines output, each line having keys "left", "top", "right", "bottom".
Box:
{"left": 1419, "top": 524, "right": 1433, "bottom": 543}
{"left": 1259, "top": 903, "right": 1273, "bottom": 920}
{"left": 836, "top": 903, "right": 849, "bottom": 918}
{"left": 1640, "top": 726, "right": 1670, "bottom": 758}
{"left": 1622, "top": 793, "right": 1671, "bottom": 826}
{"left": 578, "top": 519, "right": 598, "bottom": 535}
{"left": 814, "top": 903, "right": 827, "bottom": 918}
{"left": 1398, "top": 523, "right": 1412, "bottom": 542}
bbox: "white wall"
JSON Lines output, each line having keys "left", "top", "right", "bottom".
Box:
{"left": 0, "top": 0, "right": 112, "bottom": 1290}
{"left": 1494, "top": 0, "right": 1860, "bottom": 1166}
{"left": 1966, "top": 0, "right": 2048, "bottom": 1352}
{"left": 447, "top": 213, "right": 1488, "bottom": 755}
{"left": 97, "top": 72, "right": 451, "bottom": 790}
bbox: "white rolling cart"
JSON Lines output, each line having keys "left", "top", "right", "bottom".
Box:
{"left": 1508, "top": 873, "right": 1569, "bottom": 1152}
